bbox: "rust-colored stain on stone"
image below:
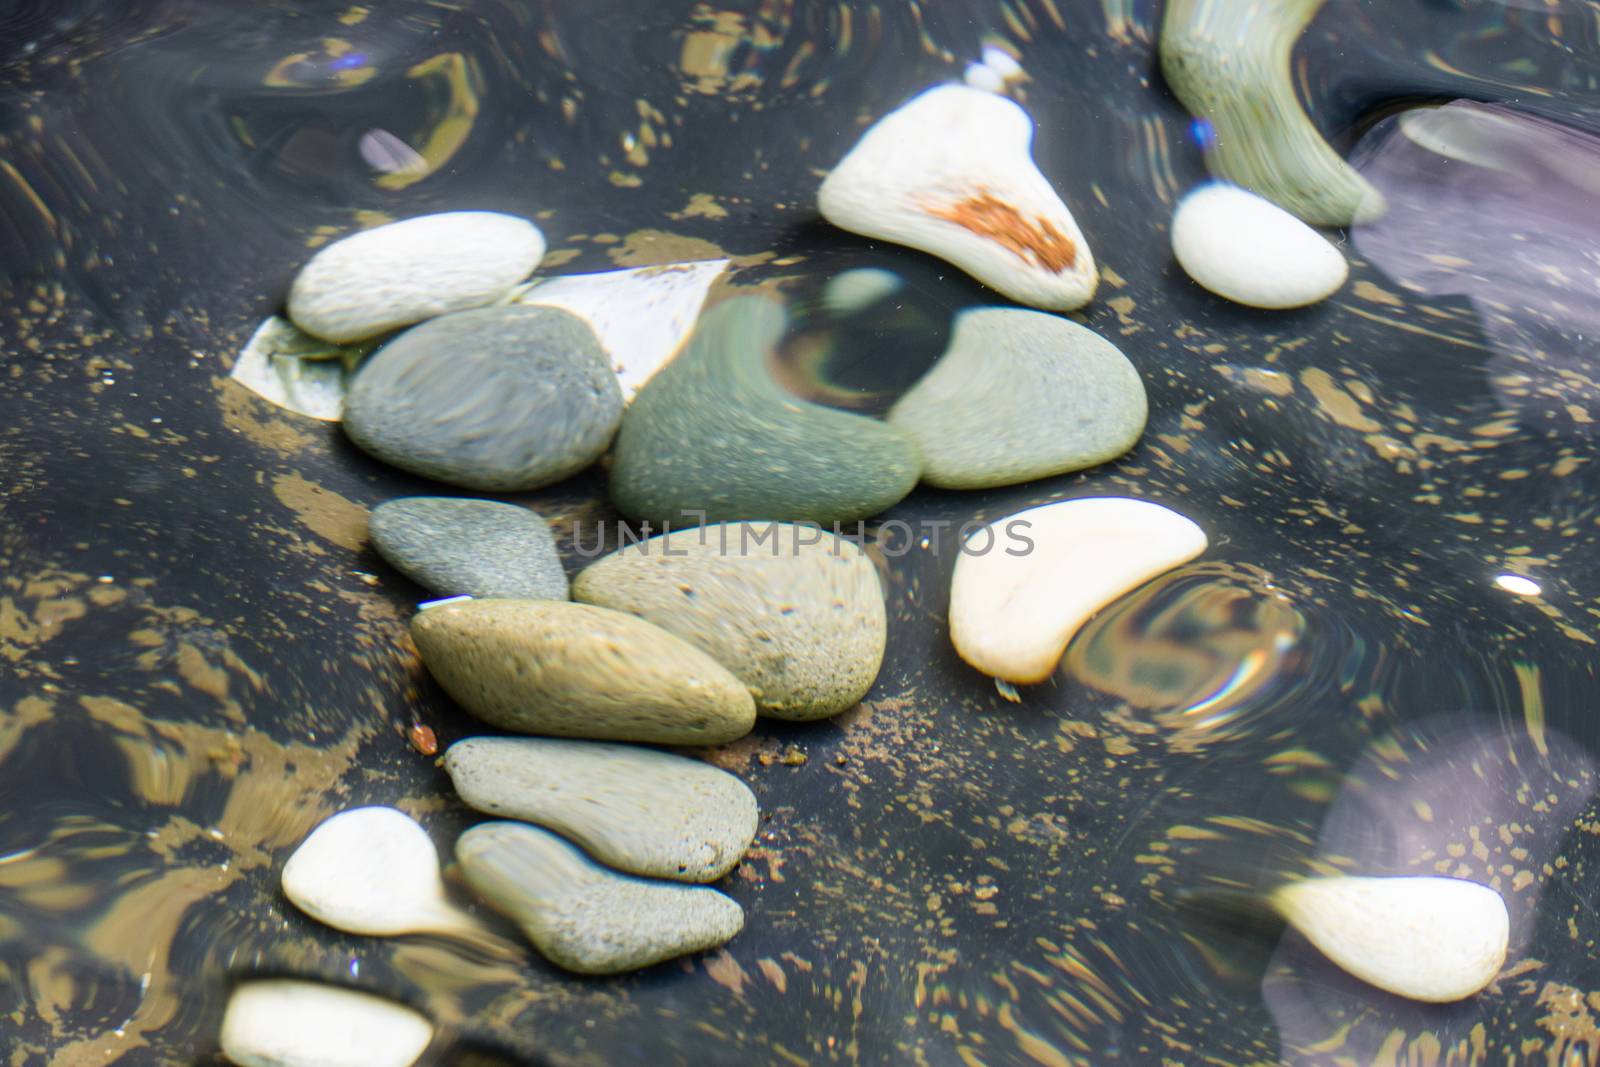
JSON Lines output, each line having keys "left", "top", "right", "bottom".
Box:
{"left": 927, "top": 190, "right": 1077, "bottom": 273}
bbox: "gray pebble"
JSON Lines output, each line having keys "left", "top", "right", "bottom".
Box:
{"left": 443, "top": 736, "right": 758, "bottom": 882}
{"left": 370, "top": 497, "right": 568, "bottom": 601}
{"left": 343, "top": 305, "right": 622, "bottom": 491}
{"left": 456, "top": 821, "right": 744, "bottom": 975}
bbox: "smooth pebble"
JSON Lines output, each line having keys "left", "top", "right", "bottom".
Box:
{"left": 220, "top": 980, "right": 433, "bottom": 1067}
{"left": 370, "top": 497, "right": 567, "bottom": 601}
{"left": 1171, "top": 184, "right": 1349, "bottom": 309}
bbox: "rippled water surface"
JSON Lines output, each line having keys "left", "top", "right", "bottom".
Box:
{"left": 6, "top": 1, "right": 1600, "bottom": 1064}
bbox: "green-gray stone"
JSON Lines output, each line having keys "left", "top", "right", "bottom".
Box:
{"left": 888, "top": 308, "right": 1147, "bottom": 490}
{"left": 369, "top": 497, "right": 567, "bottom": 600}
{"left": 443, "top": 736, "right": 758, "bottom": 881}
{"left": 608, "top": 296, "right": 921, "bottom": 525}
{"left": 456, "top": 821, "right": 744, "bottom": 975}
{"left": 573, "top": 522, "right": 885, "bottom": 720}
{"left": 409, "top": 599, "right": 755, "bottom": 745}
{"left": 343, "top": 305, "right": 622, "bottom": 491}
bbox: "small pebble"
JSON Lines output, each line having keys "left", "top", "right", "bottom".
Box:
{"left": 1171, "top": 183, "right": 1349, "bottom": 309}
{"left": 343, "top": 305, "right": 622, "bottom": 491}
{"left": 443, "top": 736, "right": 759, "bottom": 882}
{"left": 288, "top": 211, "right": 544, "bottom": 343}
{"left": 456, "top": 821, "right": 745, "bottom": 975}
{"left": 889, "top": 308, "right": 1147, "bottom": 489}
{"left": 220, "top": 979, "right": 433, "bottom": 1067}
{"left": 410, "top": 599, "right": 756, "bottom": 745}
{"left": 370, "top": 497, "right": 568, "bottom": 601}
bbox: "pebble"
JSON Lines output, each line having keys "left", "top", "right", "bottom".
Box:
{"left": 287, "top": 211, "right": 545, "bottom": 343}
{"left": 220, "top": 979, "right": 433, "bottom": 1067}
{"left": 456, "top": 821, "right": 745, "bottom": 975}
{"left": 1271, "top": 875, "right": 1508, "bottom": 1002}
{"left": 608, "top": 295, "right": 921, "bottom": 525}
{"left": 818, "top": 84, "right": 1097, "bottom": 311}
{"left": 1171, "top": 184, "right": 1349, "bottom": 309}
{"left": 888, "top": 308, "right": 1147, "bottom": 489}
{"left": 443, "top": 736, "right": 758, "bottom": 882}
{"left": 369, "top": 497, "right": 567, "bottom": 601}
{"left": 948, "top": 497, "right": 1208, "bottom": 684}
{"left": 410, "top": 599, "right": 756, "bottom": 745}
{"left": 573, "top": 522, "right": 886, "bottom": 720}
{"left": 342, "top": 305, "right": 623, "bottom": 491}
{"left": 281, "top": 806, "right": 481, "bottom": 938}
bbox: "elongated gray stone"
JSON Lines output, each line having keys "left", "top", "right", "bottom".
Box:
{"left": 888, "top": 308, "right": 1147, "bottom": 489}
{"left": 456, "top": 821, "right": 744, "bottom": 974}
{"left": 343, "top": 305, "right": 622, "bottom": 492}
{"left": 443, "top": 736, "right": 758, "bottom": 881}
{"left": 410, "top": 599, "right": 756, "bottom": 745}
{"left": 573, "top": 523, "right": 885, "bottom": 720}
{"left": 370, "top": 497, "right": 567, "bottom": 600}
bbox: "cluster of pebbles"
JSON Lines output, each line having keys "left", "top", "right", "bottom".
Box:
{"left": 220, "top": 56, "right": 1507, "bottom": 1067}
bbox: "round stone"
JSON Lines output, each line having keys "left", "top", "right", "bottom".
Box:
{"left": 220, "top": 980, "right": 433, "bottom": 1067}
{"left": 888, "top": 308, "right": 1147, "bottom": 490}
{"left": 370, "top": 497, "right": 568, "bottom": 601}
{"left": 343, "top": 305, "right": 623, "bottom": 491}
{"left": 1171, "top": 183, "right": 1349, "bottom": 309}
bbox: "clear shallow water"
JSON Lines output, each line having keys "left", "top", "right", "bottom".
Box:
{"left": 5, "top": 1, "right": 1600, "bottom": 1064}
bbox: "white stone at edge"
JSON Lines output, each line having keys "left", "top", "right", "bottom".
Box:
{"left": 948, "top": 497, "right": 1207, "bottom": 684}
{"left": 288, "top": 211, "right": 545, "bottom": 343}
{"left": 220, "top": 979, "right": 433, "bottom": 1067}
{"left": 1271, "top": 875, "right": 1509, "bottom": 1002}
{"left": 1171, "top": 184, "right": 1349, "bottom": 309}
{"left": 818, "top": 84, "right": 1098, "bottom": 311}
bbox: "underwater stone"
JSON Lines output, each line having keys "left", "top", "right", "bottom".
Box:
{"left": 949, "top": 497, "right": 1208, "bottom": 684}
{"left": 1171, "top": 184, "right": 1349, "bottom": 309}
{"left": 220, "top": 979, "right": 433, "bottom": 1067}
{"left": 370, "top": 497, "right": 567, "bottom": 601}
{"left": 343, "top": 305, "right": 622, "bottom": 492}
{"left": 888, "top": 308, "right": 1147, "bottom": 489}
{"left": 410, "top": 599, "right": 756, "bottom": 745}
{"left": 288, "top": 211, "right": 544, "bottom": 343}
{"left": 573, "top": 522, "right": 886, "bottom": 720}
{"left": 456, "top": 821, "right": 745, "bottom": 975}
{"left": 818, "top": 84, "right": 1097, "bottom": 311}
{"left": 443, "top": 736, "right": 758, "bottom": 882}
{"left": 1271, "top": 875, "right": 1508, "bottom": 1002}
{"left": 608, "top": 296, "right": 921, "bottom": 525}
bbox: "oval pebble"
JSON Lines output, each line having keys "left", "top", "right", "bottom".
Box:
{"left": 457, "top": 821, "right": 745, "bottom": 975}
{"left": 410, "top": 599, "right": 756, "bottom": 745}
{"left": 1171, "top": 184, "right": 1349, "bottom": 309}
{"left": 343, "top": 305, "right": 623, "bottom": 492}
{"left": 370, "top": 497, "right": 567, "bottom": 601}
{"left": 220, "top": 979, "right": 433, "bottom": 1067}
{"left": 443, "top": 736, "right": 758, "bottom": 882}
{"left": 287, "top": 211, "right": 544, "bottom": 343}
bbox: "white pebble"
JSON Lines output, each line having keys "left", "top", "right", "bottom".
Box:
{"left": 220, "top": 979, "right": 432, "bottom": 1067}
{"left": 980, "top": 45, "right": 1023, "bottom": 80}
{"left": 1272, "top": 875, "right": 1508, "bottom": 1002}
{"left": 819, "top": 84, "right": 1098, "bottom": 311}
{"left": 288, "top": 211, "right": 544, "bottom": 342}
{"left": 948, "top": 497, "right": 1207, "bottom": 684}
{"left": 1171, "top": 184, "right": 1349, "bottom": 309}
{"left": 962, "top": 62, "right": 1005, "bottom": 93}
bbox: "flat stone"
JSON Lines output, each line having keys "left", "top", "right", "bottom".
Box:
{"left": 443, "top": 736, "right": 758, "bottom": 881}
{"left": 220, "top": 980, "right": 433, "bottom": 1067}
{"left": 949, "top": 497, "right": 1208, "bottom": 684}
{"left": 288, "top": 211, "right": 544, "bottom": 343}
{"left": 609, "top": 296, "right": 921, "bottom": 525}
{"left": 1171, "top": 184, "right": 1349, "bottom": 309}
{"left": 456, "top": 821, "right": 744, "bottom": 975}
{"left": 573, "top": 522, "right": 886, "bottom": 720}
{"left": 410, "top": 599, "right": 756, "bottom": 745}
{"left": 888, "top": 308, "right": 1147, "bottom": 489}
{"left": 343, "top": 305, "right": 622, "bottom": 491}
{"left": 370, "top": 497, "right": 567, "bottom": 601}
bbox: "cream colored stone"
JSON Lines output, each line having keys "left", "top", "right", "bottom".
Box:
{"left": 1172, "top": 184, "right": 1348, "bottom": 309}
{"left": 220, "top": 979, "right": 432, "bottom": 1067}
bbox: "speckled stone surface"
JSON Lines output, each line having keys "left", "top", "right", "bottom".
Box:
{"left": 573, "top": 522, "right": 886, "bottom": 720}
{"left": 888, "top": 308, "right": 1147, "bottom": 489}
{"left": 456, "top": 821, "right": 744, "bottom": 975}
{"left": 443, "top": 736, "right": 758, "bottom": 882}
{"left": 343, "top": 305, "right": 622, "bottom": 492}
{"left": 369, "top": 497, "right": 567, "bottom": 600}
{"left": 608, "top": 296, "right": 921, "bottom": 525}
{"left": 409, "top": 599, "right": 756, "bottom": 745}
